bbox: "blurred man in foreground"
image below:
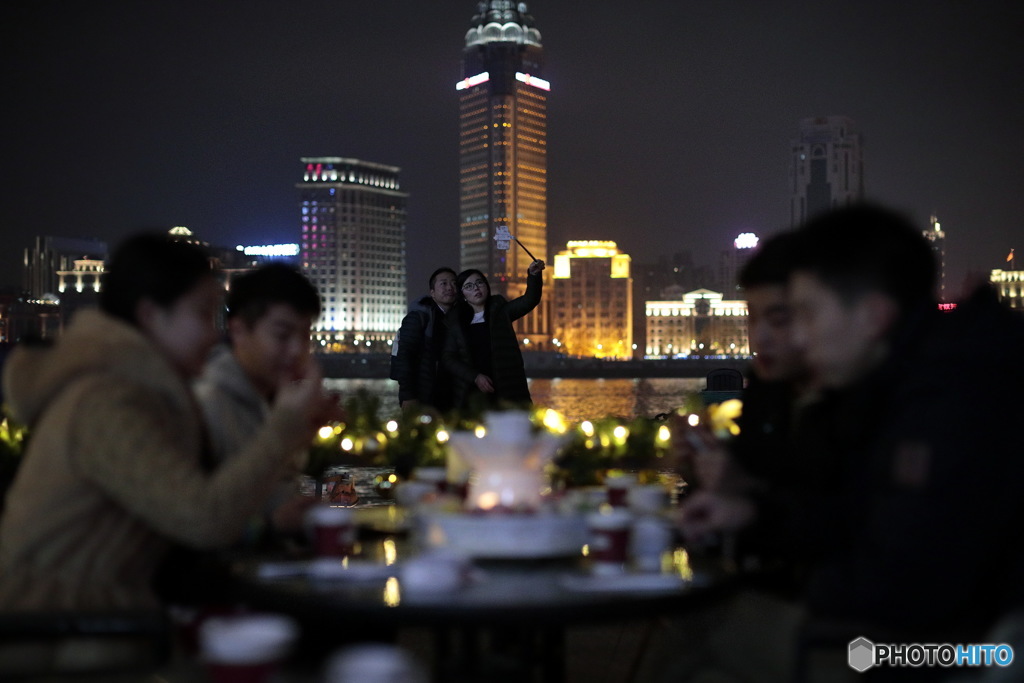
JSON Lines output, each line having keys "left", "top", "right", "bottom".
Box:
{"left": 672, "top": 205, "right": 1024, "bottom": 681}
{"left": 194, "top": 263, "right": 330, "bottom": 535}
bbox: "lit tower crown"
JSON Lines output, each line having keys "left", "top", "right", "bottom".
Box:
{"left": 458, "top": 0, "right": 549, "bottom": 346}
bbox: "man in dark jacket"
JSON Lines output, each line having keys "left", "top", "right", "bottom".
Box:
{"left": 392, "top": 267, "right": 457, "bottom": 412}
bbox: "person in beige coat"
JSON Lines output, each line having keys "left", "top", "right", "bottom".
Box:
{"left": 0, "top": 234, "right": 327, "bottom": 613}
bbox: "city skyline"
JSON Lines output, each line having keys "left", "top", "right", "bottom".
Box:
{"left": 3, "top": 1, "right": 1021, "bottom": 299}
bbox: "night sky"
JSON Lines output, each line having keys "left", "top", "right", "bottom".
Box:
{"left": 3, "top": 1, "right": 1022, "bottom": 298}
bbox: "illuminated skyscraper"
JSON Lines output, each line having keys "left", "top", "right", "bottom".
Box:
{"left": 297, "top": 157, "right": 408, "bottom": 352}
{"left": 790, "top": 116, "right": 864, "bottom": 226}
{"left": 458, "top": 1, "right": 549, "bottom": 345}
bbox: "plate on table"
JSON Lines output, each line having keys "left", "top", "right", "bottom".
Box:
{"left": 422, "top": 512, "right": 588, "bottom": 559}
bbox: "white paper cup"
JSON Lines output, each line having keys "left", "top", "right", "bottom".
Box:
{"left": 630, "top": 516, "right": 673, "bottom": 573}
{"left": 305, "top": 505, "right": 356, "bottom": 557}
{"left": 200, "top": 614, "right": 298, "bottom": 683}
{"left": 627, "top": 484, "right": 670, "bottom": 514}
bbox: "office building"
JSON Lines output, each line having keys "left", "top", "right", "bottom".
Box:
{"left": 297, "top": 157, "right": 408, "bottom": 353}
{"left": 790, "top": 116, "right": 864, "bottom": 226}
{"left": 646, "top": 289, "right": 749, "bottom": 358}
{"left": 458, "top": 0, "right": 549, "bottom": 346}
{"left": 552, "top": 241, "right": 632, "bottom": 359}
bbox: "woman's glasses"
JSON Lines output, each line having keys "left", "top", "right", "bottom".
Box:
{"left": 462, "top": 279, "right": 487, "bottom": 291}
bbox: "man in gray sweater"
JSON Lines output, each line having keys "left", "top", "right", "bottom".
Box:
{"left": 194, "top": 263, "right": 328, "bottom": 536}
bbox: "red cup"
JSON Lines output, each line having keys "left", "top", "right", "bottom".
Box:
{"left": 587, "top": 509, "right": 633, "bottom": 573}
{"left": 605, "top": 474, "right": 638, "bottom": 507}
{"left": 305, "top": 505, "right": 356, "bottom": 557}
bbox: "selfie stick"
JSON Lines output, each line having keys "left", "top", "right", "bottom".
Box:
{"left": 514, "top": 237, "right": 537, "bottom": 262}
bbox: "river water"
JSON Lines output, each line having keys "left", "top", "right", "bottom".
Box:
{"left": 323, "top": 377, "right": 706, "bottom": 423}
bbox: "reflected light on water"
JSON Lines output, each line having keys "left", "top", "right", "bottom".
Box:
{"left": 323, "top": 378, "right": 704, "bottom": 422}
{"left": 383, "top": 538, "right": 398, "bottom": 566}
{"left": 672, "top": 548, "right": 694, "bottom": 581}
{"left": 383, "top": 576, "right": 401, "bottom": 607}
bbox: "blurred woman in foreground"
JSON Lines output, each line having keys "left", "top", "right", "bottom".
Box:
{"left": 0, "top": 234, "right": 329, "bottom": 611}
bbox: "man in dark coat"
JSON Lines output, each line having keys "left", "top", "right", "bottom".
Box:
{"left": 392, "top": 267, "right": 457, "bottom": 413}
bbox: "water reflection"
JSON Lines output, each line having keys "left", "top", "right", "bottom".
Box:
{"left": 323, "top": 377, "right": 704, "bottom": 423}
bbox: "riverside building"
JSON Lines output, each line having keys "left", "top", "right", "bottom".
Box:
{"left": 990, "top": 268, "right": 1022, "bottom": 312}
{"left": 458, "top": 0, "right": 550, "bottom": 347}
{"left": 645, "top": 289, "right": 749, "bottom": 359}
{"left": 297, "top": 157, "right": 408, "bottom": 353}
{"left": 552, "top": 241, "right": 633, "bottom": 359}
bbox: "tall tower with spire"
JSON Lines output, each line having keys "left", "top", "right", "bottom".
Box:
{"left": 457, "top": 1, "right": 549, "bottom": 346}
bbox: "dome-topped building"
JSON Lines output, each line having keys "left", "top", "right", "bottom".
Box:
{"left": 457, "top": 0, "right": 550, "bottom": 348}
{"left": 465, "top": 1, "right": 542, "bottom": 47}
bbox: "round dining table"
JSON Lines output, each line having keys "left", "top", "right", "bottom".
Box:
{"left": 219, "top": 506, "right": 740, "bottom": 683}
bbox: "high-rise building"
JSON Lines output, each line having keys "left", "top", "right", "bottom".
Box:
{"left": 551, "top": 241, "right": 633, "bottom": 359}
{"left": 458, "top": 1, "right": 549, "bottom": 346}
{"left": 923, "top": 214, "right": 947, "bottom": 301}
{"left": 297, "top": 157, "right": 408, "bottom": 353}
{"left": 790, "top": 116, "right": 864, "bottom": 226}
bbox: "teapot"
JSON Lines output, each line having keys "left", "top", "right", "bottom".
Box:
{"left": 446, "top": 411, "right": 565, "bottom": 511}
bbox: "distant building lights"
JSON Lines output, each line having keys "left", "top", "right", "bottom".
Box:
{"left": 456, "top": 72, "right": 490, "bottom": 90}
{"left": 734, "top": 233, "right": 759, "bottom": 250}
{"left": 515, "top": 72, "right": 551, "bottom": 91}
{"left": 237, "top": 244, "right": 300, "bottom": 256}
